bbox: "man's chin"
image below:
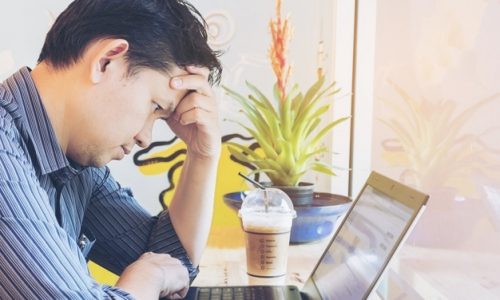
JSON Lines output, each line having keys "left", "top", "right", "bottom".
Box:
{"left": 73, "top": 156, "right": 111, "bottom": 168}
{"left": 90, "top": 160, "right": 109, "bottom": 168}
{"left": 95, "top": 155, "right": 120, "bottom": 167}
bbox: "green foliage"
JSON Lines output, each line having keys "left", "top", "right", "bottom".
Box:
{"left": 223, "top": 76, "right": 349, "bottom": 186}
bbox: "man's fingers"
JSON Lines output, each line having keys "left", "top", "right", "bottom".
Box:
{"left": 170, "top": 66, "right": 212, "bottom": 96}
{"left": 118, "top": 252, "right": 189, "bottom": 299}
{"left": 170, "top": 75, "right": 212, "bottom": 96}
{"left": 172, "top": 93, "right": 216, "bottom": 126}
{"left": 160, "top": 285, "right": 189, "bottom": 299}
{"left": 174, "top": 93, "right": 213, "bottom": 115}
{"left": 186, "top": 65, "right": 210, "bottom": 79}
{"left": 176, "top": 107, "right": 203, "bottom": 126}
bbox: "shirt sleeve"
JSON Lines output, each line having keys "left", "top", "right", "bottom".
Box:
{"left": 0, "top": 129, "right": 133, "bottom": 299}
{"left": 83, "top": 167, "right": 198, "bottom": 280}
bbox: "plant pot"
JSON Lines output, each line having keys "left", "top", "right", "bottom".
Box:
{"left": 223, "top": 191, "right": 351, "bottom": 243}
{"left": 261, "top": 182, "right": 315, "bottom": 206}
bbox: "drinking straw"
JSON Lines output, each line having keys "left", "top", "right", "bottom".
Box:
{"left": 238, "top": 172, "right": 269, "bottom": 212}
{"left": 238, "top": 172, "right": 265, "bottom": 190}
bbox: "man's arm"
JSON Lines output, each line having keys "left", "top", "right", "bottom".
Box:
{"left": 168, "top": 150, "right": 220, "bottom": 266}
{"left": 84, "top": 166, "right": 197, "bottom": 274}
{"left": 84, "top": 166, "right": 197, "bottom": 299}
{"left": 84, "top": 66, "right": 220, "bottom": 297}
{"left": 0, "top": 131, "right": 133, "bottom": 299}
{"left": 165, "top": 65, "right": 222, "bottom": 266}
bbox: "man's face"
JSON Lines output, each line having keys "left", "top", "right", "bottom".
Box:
{"left": 66, "top": 63, "right": 188, "bottom": 167}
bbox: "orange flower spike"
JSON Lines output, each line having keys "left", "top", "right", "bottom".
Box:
{"left": 281, "top": 18, "right": 291, "bottom": 92}
{"left": 269, "top": 0, "right": 291, "bottom": 103}
{"left": 276, "top": 0, "right": 282, "bottom": 24}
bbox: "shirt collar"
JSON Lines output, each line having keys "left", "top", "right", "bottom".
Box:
{"left": 3, "top": 67, "right": 83, "bottom": 183}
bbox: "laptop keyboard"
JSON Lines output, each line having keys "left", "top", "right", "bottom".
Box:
{"left": 196, "top": 286, "right": 267, "bottom": 300}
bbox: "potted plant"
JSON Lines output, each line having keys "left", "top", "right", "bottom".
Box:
{"left": 223, "top": 0, "right": 349, "bottom": 206}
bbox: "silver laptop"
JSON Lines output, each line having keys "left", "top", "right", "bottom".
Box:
{"left": 182, "top": 171, "right": 429, "bottom": 300}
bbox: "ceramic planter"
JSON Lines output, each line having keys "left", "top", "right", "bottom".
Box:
{"left": 261, "top": 182, "right": 315, "bottom": 206}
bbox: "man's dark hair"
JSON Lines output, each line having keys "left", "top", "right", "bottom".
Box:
{"left": 38, "top": 0, "right": 222, "bottom": 85}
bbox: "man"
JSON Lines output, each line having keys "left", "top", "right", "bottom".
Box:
{"left": 0, "top": 0, "right": 222, "bottom": 299}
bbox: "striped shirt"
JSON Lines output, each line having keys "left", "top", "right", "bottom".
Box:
{"left": 0, "top": 67, "right": 197, "bottom": 299}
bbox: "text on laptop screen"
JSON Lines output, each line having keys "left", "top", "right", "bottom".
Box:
{"left": 312, "top": 185, "right": 414, "bottom": 300}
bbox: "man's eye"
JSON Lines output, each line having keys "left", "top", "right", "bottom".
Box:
{"left": 154, "top": 103, "right": 162, "bottom": 112}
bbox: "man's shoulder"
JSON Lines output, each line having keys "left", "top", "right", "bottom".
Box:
{"left": 0, "top": 90, "right": 34, "bottom": 182}
{"left": 0, "top": 100, "right": 21, "bottom": 149}
{"left": 0, "top": 110, "right": 15, "bottom": 136}
{"left": 0, "top": 84, "right": 17, "bottom": 132}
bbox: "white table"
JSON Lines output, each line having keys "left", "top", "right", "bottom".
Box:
{"left": 192, "top": 237, "right": 332, "bottom": 289}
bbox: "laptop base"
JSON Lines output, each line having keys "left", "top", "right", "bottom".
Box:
{"left": 184, "top": 285, "right": 302, "bottom": 300}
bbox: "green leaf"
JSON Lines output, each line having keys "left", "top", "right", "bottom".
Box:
{"left": 304, "top": 118, "right": 322, "bottom": 138}
{"left": 301, "top": 76, "right": 325, "bottom": 109}
{"left": 247, "top": 94, "right": 278, "bottom": 125}
{"left": 236, "top": 123, "right": 278, "bottom": 159}
{"left": 222, "top": 86, "right": 256, "bottom": 115}
{"left": 290, "top": 85, "right": 303, "bottom": 111}
{"left": 296, "top": 146, "right": 327, "bottom": 167}
{"left": 311, "top": 162, "right": 336, "bottom": 176}
{"left": 310, "top": 116, "right": 350, "bottom": 147}
{"left": 246, "top": 168, "right": 279, "bottom": 177}
{"left": 308, "top": 105, "right": 331, "bottom": 122}
{"left": 279, "top": 85, "right": 293, "bottom": 139}
{"left": 226, "top": 142, "right": 262, "bottom": 160}
{"left": 223, "top": 88, "right": 269, "bottom": 135}
{"left": 288, "top": 171, "right": 307, "bottom": 186}
{"left": 245, "top": 81, "right": 278, "bottom": 115}
{"left": 227, "top": 145, "right": 255, "bottom": 165}
{"left": 222, "top": 85, "right": 246, "bottom": 103}
{"left": 293, "top": 104, "right": 330, "bottom": 136}
{"left": 305, "top": 83, "right": 338, "bottom": 122}
{"left": 276, "top": 138, "right": 295, "bottom": 174}
{"left": 246, "top": 94, "right": 283, "bottom": 144}
{"left": 294, "top": 80, "right": 326, "bottom": 128}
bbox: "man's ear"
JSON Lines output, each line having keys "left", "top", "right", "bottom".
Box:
{"left": 89, "top": 39, "right": 130, "bottom": 84}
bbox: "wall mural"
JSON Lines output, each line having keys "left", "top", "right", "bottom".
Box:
{"left": 134, "top": 134, "right": 258, "bottom": 211}
{"left": 205, "top": 11, "right": 235, "bottom": 50}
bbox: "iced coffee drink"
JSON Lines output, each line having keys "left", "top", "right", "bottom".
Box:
{"left": 239, "top": 188, "right": 296, "bottom": 278}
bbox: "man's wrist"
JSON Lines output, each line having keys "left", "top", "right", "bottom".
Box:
{"left": 186, "top": 147, "right": 221, "bottom": 163}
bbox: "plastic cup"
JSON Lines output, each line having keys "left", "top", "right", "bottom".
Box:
{"left": 238, "top": 188, "right": 296, "bottom": 278}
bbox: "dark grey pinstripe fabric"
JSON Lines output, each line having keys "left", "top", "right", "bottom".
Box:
{"left": 0, "top": 67, "right": 197, "bottom": 299}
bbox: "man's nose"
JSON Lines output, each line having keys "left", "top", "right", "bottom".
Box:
{"left": 134, "top": 126, "right": 152, "bottom": 149}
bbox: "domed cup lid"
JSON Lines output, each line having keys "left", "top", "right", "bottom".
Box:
{"left": 238, "top": 188, "right": 296, "bottom": 218}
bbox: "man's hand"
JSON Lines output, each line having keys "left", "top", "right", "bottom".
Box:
{"left": 166, "top": 65, "right": 221, "bottom": 158}
{"left": 116, "top": 252, "right": 189, "bottom": 299}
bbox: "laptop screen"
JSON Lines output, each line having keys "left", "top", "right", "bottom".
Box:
{"left": 306, "top": 172, "right": 428, "bottom": 300}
